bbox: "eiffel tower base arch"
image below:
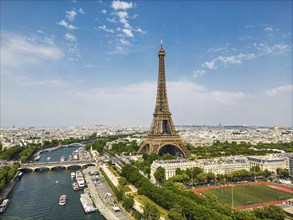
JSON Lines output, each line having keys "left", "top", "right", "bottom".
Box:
{"left": 138, "top": 136, "right": 190, "bottom": 158}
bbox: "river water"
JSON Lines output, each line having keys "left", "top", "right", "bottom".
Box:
{"left": 2, "top": 145, "right": 104, "bottom": 220}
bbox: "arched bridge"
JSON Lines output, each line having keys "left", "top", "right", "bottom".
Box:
{"left": 19, "top": 160, "right": 97, "bottom": 172}
{"left": 68, "top": 143, "right": 84, "bottom": 147}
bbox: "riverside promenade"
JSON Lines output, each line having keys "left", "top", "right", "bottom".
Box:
{"left": 83, "top": 166, "right": 130, "bottom": 220}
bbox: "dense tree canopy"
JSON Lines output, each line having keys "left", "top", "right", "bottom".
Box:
{"left": 0, "top": 162, "right": 20, "bottom": 193}
{"left": 142, "top": 201, "right": 160, "bottom": 220}
{"left": 0, "top": 146, "right": 22, "bottom": 160}
{"left": 154, "top": 166, "right": 165, "bottom": 184}
{"left": 186, "top": 141, "right": 293, "bottom": 159}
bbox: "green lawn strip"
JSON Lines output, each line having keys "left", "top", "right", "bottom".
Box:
{"left": 123, "top": 186, "right": 132, "bottom": 192}
{"left": 202, "top": 185, "right": 292, "bottom": 207}
{"left": 133, "top": 192, "right": 169, "bottom": 219}
{"left": 108, "top": 166, "right": 120, "bottom": 177}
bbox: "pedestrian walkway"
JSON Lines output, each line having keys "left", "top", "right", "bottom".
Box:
{"left": 101, "top": 164, "right": 119, "bottom": 187}
{"left": 84, "top": 166, "right": 130, "bottom": 220}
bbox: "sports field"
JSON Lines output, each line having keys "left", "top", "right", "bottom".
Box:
{"left": 201, "top": 184, "right": 292, "bottom": 208}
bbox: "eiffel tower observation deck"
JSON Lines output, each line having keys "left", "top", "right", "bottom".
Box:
{"left": 138, "top": 42, "right": 190, "bottom": 157}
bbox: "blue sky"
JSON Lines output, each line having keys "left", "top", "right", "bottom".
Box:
{"left": 1, "top": 0, "right": 292, "bottom": 127}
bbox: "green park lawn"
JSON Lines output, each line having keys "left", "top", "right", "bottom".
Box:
{"left": 201, "top": 185, "right": 292, "bottom": 207}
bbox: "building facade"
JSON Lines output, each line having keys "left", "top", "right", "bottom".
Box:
{"left": 150, "top": 154, "right": 289, "bottom": 182}
{"left": 247, "top": 155, "right": 289, "bottom": 173}
{"left": 199, "top": 157, "right": 249, "bottom": 175}
{"left": 150, "top": 159, "right": 198, "bottom": 183}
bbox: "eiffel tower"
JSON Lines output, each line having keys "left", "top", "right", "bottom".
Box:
{"left": 137, "top": 42, "right": 190, "bottom": 157}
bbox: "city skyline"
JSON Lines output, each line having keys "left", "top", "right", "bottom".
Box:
{"left": 1, "top": 0, "right": 292, "bottom": 127}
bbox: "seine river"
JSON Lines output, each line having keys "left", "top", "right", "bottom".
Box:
{"left": 2, "top": 145, "right": 104, "bottom": 220}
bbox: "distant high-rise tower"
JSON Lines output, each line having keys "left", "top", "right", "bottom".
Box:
{"left": 137, "top": 43, "right": 190, "bottom": 157}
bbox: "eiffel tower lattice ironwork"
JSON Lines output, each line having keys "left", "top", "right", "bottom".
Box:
{"left": 137, "top": 43, "right": 190, "bottom": 157}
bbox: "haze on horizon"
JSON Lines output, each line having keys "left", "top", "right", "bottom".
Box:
{"left": 1, "top": 1, "right": 292, "bottom": 128}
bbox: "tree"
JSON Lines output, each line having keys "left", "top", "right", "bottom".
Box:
{"left": 118, "top": 177, "right": 127, "bottom": 186}
{"left": 122, "top": 195, "right": 134, "bottom": 211}
{"left": 232, "top": 210, "right": 257, "bottom": 220}
{"left": 169, "top": 174, "right": 190, "bottom": 183}
{"left": 250, "top": 165, "right": 261, "bottom": 173}
{"left": 252, "top": 205, "right": 285, "bottom": 220}
{"left": 0, "top": 146, "right": 22, "bottom": 160}
{"left": 116, "top": 185, "right": 124, "bottom": 201}
{"left": 175, "top": 168, "right": 183, "bottom": 175}
{"left": 142, "top": 202, "right": 160, "bottom": 220}
{"left": 197, "top": 172, "right": 207, "bottom": 183}
{"left": 276, "top": 168, "right": 289, "bottom": 178}
{"left": 168, "top": 203, "right": 185, "bottom": 220}
{"left": 154, "top": 166, "right": 165, "bottom": 184}
{"left": 263, "top": 169, "right": 272, "bottom": 177}
{"left": 85, "top": 143, "right": 92, "bottom": 151}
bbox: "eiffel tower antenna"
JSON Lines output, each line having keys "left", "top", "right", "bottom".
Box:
{"left": 137, "top": 43, "right": 190, "bottom": 158}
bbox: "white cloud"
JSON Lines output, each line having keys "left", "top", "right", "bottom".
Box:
{"left": 1, "top": 32, "right": 64, "bottom": 68}
{"left": 272, "top": 44, "right": 289, "bottom": 51}
{"left": 264, "top": 27, "right": 273, "bottom": 32}
{"left": 98, "top": 25, "right": 114, "bottom": 33}
{"left": 64, "top": 33, "right": 77, "bottom": 42}
{"left": 122, "top": 28, "right": 133, "bottom": 37}
{"left": 253, "top": 43, "right": 289, "bottom": 55}
{"left": 7, "top": 75, "right": 68, "bottom": 88}
{"left": 193, "top": 69, "right": 205, "bottom": 78}
{"left": 245, "top": 24, "right": 255, "bottom": 28}
{"left": 65, "top": 42, "right": 81, "bottom": 60}
{"left": 107, "top": 17, "right": 117, "bottom": 23}
{"left": 204, "top": 53, "right": 256, "bottom": 70}
{"left": 112, "top": 0, "right": 134, "bottom": 10}
{"left": 66, "top": 10, "right": 77, "bottom": 21}
{"left": 99, "top": 1, "right": 144, "bottom": 52}
{"left": 265, "top": 85, "right": 293, "bottom": 96}
{"left": 120, "top": 38, "right": 131, "bottom": 46}
{"left": 101, "top": 9, "right": 107, "bottom": 14}
{"left": 66, "top": 80, "right": 251, "bottom": 126}
{"left": 135, "top": 27, "right": 145, "bottom": 33}
{"left": 207, "top": 43, "right": 236, "bottom": 54}
{"left": 58, "top": 20, "right": 76, "bottom": 30}
{"left": 37, "top": 30, "right": 45, "bottom": 34}
{"left": 2, "top": 79, "right": 292, "bottom": 127}
{"left": 106, "top": 46, "right": 128, "bottom": 55}
{"left": 115, "top": 11, "right": 129, "bottom": 24}
{"left": 78, "top": 8, "right": 85, "bottom": 14}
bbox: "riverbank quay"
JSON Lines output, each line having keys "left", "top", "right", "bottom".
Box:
{"left": 99, "top": 164, "right": 148, "bottom": 219}
{"left": 0, "top": 171, "right": 21, "bottom": 202}
{"left": 84, "top": 167, "right": 131, "bottom": 220}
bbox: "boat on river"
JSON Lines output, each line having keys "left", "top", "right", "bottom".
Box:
{"left": 0, "top": 199, "right": 9, "bottom": 214}
{"left": 17, "top": 171, "right": 23, "bottom": 179}
{"left": 59, "top": 195, "right": 66, "bottom": 206}
{"left": 77, "top": 179, "right": 85, "bottom": 188}
{"left": 80, "top": 194, "right": 96, "bottom": 214}
{"left": 76, "top": 171, "right": 83, "bottom": 179}
{"left": 76, "top": 171, "right": 85, "bottom": 188}
{"left": 34, "top": 155, "right": 41, "bottom": 161}
{"left": 71, "top": 172, "right": 76, "bottom": 179}
{"left": 72, "top": 182, "right": 79, "bottom": 191}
